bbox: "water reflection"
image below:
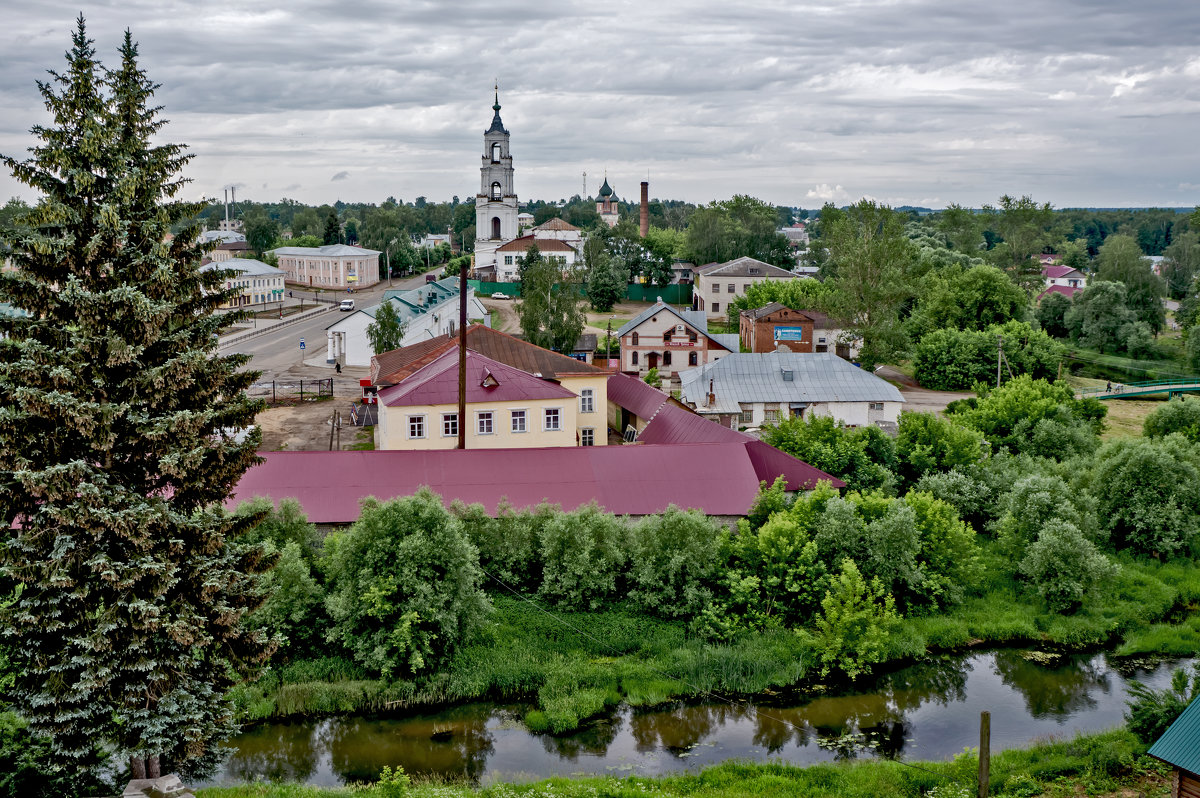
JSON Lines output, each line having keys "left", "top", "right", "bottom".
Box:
{"left": 209, "top": 652, "right": 1193, "bottom": 787}
{"left": 992, "top": 652, "right": 1111, "bottom": 719}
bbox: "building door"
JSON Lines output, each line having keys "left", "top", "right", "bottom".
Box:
{"left": 647, "top": 352, "right": 658, "bottom": 369}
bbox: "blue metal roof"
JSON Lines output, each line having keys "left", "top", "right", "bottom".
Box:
{"left": 1149, "top": 695, "right": 1200, "bottom": 774}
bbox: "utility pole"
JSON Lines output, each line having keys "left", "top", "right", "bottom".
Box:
{"left": 997, "top": 336, "right": 1003, "bottom": 388}
{"left": 582, "top": 171, "right": 587, "bottom": 198}
{"left": 458, "top": 256, "right": 468, "bottom": 449}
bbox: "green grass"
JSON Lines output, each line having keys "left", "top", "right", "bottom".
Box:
{"left": 348, "top": 427, "right": 375, "bottom": 450}
{"left": 197, "top": 729, "right": 1170, "bottom": 797}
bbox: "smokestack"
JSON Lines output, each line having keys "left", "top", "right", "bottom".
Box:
{"left": 639, "top": 181, "right": 649, "bottom": 238}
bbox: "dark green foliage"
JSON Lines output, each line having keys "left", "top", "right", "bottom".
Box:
{"left": 0, "top": 713, "right": 109, "bottom": 798}
{"left": 895, "top": 410, "right": 983, "bottom": 486}
{"left": 536, "top": 503, "right": 628, "bottom": 610}
{"left": 912, "top": 467, "right": 994, "bottom": 531}
{"left": 948, "top": 375, "right": 1102, "bottom": 459}
{"left": 1126, "top": 664, "right": 1200, "bottom": 744}
{"left": 912, "top": 321, "right": 1063, "bottom": 391}
{"left": 582, "top": 235, "right": 623, "bottom": 312}
{"left": 761, "top": 415, "right": 897, "bottom": 493}
{"left": 366, "top": 300, "right": 407, "bottom": 354}
{"left": 453, "top": 499, "right": 555, "bottom": 593}
{"left": 0, "top": 22, "right": 273, "bottom": 773}
{"left": 1065, "top": 280, "right": 1138, "bottom": 353}
{"left": 516, "top": 244, "right": 585, "bottom": 353}
{"left": 1096, "top": 234, "right": 1165, "bottom": 334}
{"left": 1143, "top": 396, "right": 1200, "bottom": 442}
{"left": 251, "top": 541, "right": 327, "bottom": 660}
{"left": 1086, "top": 436, "right": 1200, "bottom": 557}
{"left": 684, "top": 195, "right": 794, "bottom": 268}
{"left": 1035, "top": 291, "right": 1072, "bottom": 338}
{"left": 912, "top": 263, "right": 1028, "bottom": 335}
{"left": 627, "top": 507, "right": 720, "bottom": 619}
{"left": 323, "top": 211, "right": 341, "bottom": 244}
{"left": 235, "top": 497, "right": 323, "bottom": 566}
{"left": 1019, "top": 519, "right": 1117, "bottom": 612}
{"left": 322, "top": 490, "right": 491, "bottom": 677}
{"left": 243, "top": 211, "right": 278, "bottom": 257}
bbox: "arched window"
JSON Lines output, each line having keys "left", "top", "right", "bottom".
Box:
{"left": 631, "top": 351, "right": 638, "bottom": 365}
{"left": 491, "top": 142, "right": 501, "bottom": 163}
{"left": 491, "top": 182, "right": 502, "bottom": 200}
{"left": 491, "top": 217, "right": 502, "bottom": 239}
{"left": 631, "top": 332, "right": 639, "bottom": 345}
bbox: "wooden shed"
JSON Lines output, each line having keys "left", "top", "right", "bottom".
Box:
{"left": 1149, "top": 696, "right": 1200, "bottom": 798}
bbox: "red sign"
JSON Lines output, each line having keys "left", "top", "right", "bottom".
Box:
{"left": 665, "top": 341, "right": 697, "bottom": 347}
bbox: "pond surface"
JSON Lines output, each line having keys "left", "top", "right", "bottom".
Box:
{"left": 208, "top": 651, "right": 1191, "bottom": 786}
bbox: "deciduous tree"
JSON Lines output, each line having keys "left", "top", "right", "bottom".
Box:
{"left": 366, "top": 300, "right": 407, "bottom": 354}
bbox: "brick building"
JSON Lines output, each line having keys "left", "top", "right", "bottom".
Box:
{"left": 739, "top": 302, "right": 853, "bottom": 358}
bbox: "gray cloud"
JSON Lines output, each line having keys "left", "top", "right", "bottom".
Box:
{"left": 0, "top": 0, "right": 1198, "bottom": 208}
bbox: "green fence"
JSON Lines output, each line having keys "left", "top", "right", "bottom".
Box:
{"left": 470, "top": 280, "right": 693, "bottom": 305}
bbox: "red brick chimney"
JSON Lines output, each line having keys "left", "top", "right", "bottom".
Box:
{"left": 639, "top": 181, "right": 649, "bottom": 238}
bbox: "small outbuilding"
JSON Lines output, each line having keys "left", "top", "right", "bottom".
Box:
{"left": 1149, "top": 696, "right": 1200, "bottom": 798}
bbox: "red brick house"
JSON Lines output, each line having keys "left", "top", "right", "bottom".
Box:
{"left": 739, "top": 302, "right": 850, "bottom": 358}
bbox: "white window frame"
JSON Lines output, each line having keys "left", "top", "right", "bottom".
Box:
{"left": 477, "top": 411, "right": 494, "bottom": 435}
{"left": 511, "top": 409, "right": 527, "bottom": 433}
{"left": 580, "top": 389, "right": 594, "bottom": 414}
{"left": 581, "top": 428, "right": 595, "bottom": 447}
{"left": 868, "top": 402, "right": 884, "bottom": 411}
{"left": 442, "top": 412, "right": 458, "bottom": 437}
{"left": 544, "top": 407, "right": 562, "bottom": 432}
{"left": 407, "top": 414, "right": 426, "bottom": 439}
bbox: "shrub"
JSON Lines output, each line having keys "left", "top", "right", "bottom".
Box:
{"left": 895, "top": 411, "right": 984, "bottom": 486}
{"left": 1143, "top": 396, "right": 1200, "bottom": 443}
{"left": 1018, "top": 519, "right": 1118, "bottom": 613}
{"left": 1126, "top": 663, "right": 1200, "bottom": 743}
{"left": 912, "top": 322, "right": 1062, "bottom": 391}
{"left": 760, "top": 415, "right": 897, "bottom": 494}
{"left": 235, "top": 496, "right": 323, "bottom": 566}
{"left": 814, "top": 560, "right": 900, "bottom": 679}
{"left": 912, "top": 467, "right": 992, "bottom": 531}
{"left": 251, "top": 541, "right": 327, "bottom": 659}
{"left": 904, "top": 491, "right": 982, "bottom": 609}
{"left": 627, "top": 506, "right": 720, "bottom": 619}
{"left": 949, "top": 375, "right": 1102, "bottom": 457}
{"left": 993, "top": 474, "right": 1090, "bottom": 556}
{"left": 537, "top": 503, "right": 628, "bottom": 610}
{"left": 454, "top": 499, "right": 556, "bottom": 593}
{"left": 322, "top": 490, "right": 490, "bottom": 677}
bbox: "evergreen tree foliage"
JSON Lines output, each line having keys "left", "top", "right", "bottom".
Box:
{"left": 322, "top": 211, "right": 341, "bottom": 245}
{"left": 0, "top": 21, "right": 273, "bottom": 775}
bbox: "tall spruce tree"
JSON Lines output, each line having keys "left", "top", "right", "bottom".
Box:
{"left": 0, "top": 19, "right": 274, "bottom": 779}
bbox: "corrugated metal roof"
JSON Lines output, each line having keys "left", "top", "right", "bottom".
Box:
{"left": 678, "top": 353, "right": 905, "bottom": 406}
{"left": 271, "top": 244, "right": 381, "bottom": 256}
{"left": 698, "top": 257, "right": 798, "bottom": 279}
{"left": 378, "top": 349, "right": 577, "bottom": 407}
{"left": 200, "top": 258, "right": 285, "bottom": 278}
{"left": 617, "top": 301, "right": 710, "bottom": 338}
{"left": 607, "top": 373, "right": 670, "bottom": 420}
{"left": 1149, "top": 695, "right": 1200, "bottom": 774}
{"left": 229, "top": 442, "right": 836, "bottom": 522}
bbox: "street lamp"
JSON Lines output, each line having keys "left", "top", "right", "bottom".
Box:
{"left": 387, "top": 237, "right": 397, "bottom": 288}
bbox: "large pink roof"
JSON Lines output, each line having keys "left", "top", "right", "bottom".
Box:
{"left": 607, "top": 373, "right": 671, "bottom": 421}
{"left": 230, "top": 443, "right": 840, "bottom": 522}
{"left": 378, "top": 349, "right": 576, "bottom": 407}
{"left": 1043, "top": 265, "right": 1082, "bottom": 279}
{"left": 1037, "top": 284, "right": 1082, "bottom": 301}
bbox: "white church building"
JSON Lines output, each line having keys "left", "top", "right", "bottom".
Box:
{"left": 473, "top": 89, "right": 520, "bottom": 280}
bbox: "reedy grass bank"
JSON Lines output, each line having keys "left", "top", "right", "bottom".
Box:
{"left": 198, "top": 729, "right": 1170, "bottom": 798}
{"left": 230, "top": 547, "right": 1200, "bottom": 735}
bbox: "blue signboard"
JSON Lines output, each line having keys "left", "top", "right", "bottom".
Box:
{"left": 774, "top": 326, "right": 806, "bottom": 342}
{"left": 300, "top": 338, "right": 306, "bottom": 350}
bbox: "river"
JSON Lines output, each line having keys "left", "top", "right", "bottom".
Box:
{"left": 208, "top": 651, "right": 1191, "bottom": 786}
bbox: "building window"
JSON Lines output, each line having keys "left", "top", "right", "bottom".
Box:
{"left": 727, "top": 284, "right": 735, "bottom": 293}
{"left": 504, "top": 255, "right": 513, "bottom": 265}
{"left": 408, "top": 415, "right": 426, "bottom": 439}
{"left": 442, "top": 413, "right": 458, "bottom": 437}
{"left": 491, "top": 217, "right": 501, "bottom": 239}
{"left": 764, "top": 408, "right": 780, "bottom": 424}
{"left": 491, "top": 181, "right": 502, "bottom": 200}
{"left": 580, "top": 389, "right": 594, "bottom": 413}
{"left": 477, "top": 411, "right": 494, "bottom": 435}
{"left": 631, "top": 351, "right": 638, "bottom": 365}
{"left": 869, "top": 402, "right": 884, "bottom": 411}
{"left": 711, "top": 284, "right": 719, "bottom": 294}
{"left": 544, "top": 408, "right": 561, "bottom": 431}
{"left": 581, "top": 428, "right": 595, "bottom": 446}
{"left": 662, "top": 351, "right": 672, "bottom": 366}
{"left": 491, "top": 142, "right": 501, "bottom": 162}
{"left": 511, "top": 409, "right": 527, "bottom": 433}
{"left": 631, "top": 331, "right": 639, "bottom": 345}
{"left": 713, "top": 302, "right": 720, "bottom": 313}
{"left": 738, "top": 406, "right": 753, "bottom": 425}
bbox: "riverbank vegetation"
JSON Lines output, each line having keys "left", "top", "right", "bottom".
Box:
{"left": 227, "top": 380, "right": 1200, "bottom": 733}
{"left": 197, "top": 728, "right": 1172, "bottom": 797}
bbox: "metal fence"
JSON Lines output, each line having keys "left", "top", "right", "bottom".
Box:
{"left": 249, "top": 378, "right": 335, "bottom": 405}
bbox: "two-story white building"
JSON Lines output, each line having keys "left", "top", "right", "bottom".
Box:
{"left": 200, "top": 258, "right": 286, "bottom": 309}
{"left": 1038, "top": 265, "right": 1088, "bottom": 301}
{"left": 693, "top": 257, "right": 803, "bottom": 321}
{"left": 616, "top": 299, "right": 739, "bottom": 382}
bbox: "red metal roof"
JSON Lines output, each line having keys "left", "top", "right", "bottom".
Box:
{"left": 607, "top": 373, "right": 670, "bottom": 421}
{"left": 1036, "top": 284, "right": 1082, "bottom": 301}
{"left": 378, "top": 349, "right": 576, "bottom": 407}
{"left": 1043, "top": 265, "right": 1080, "bottom": 279}
{"left": 495, "top": 235, "right": 578, "bottom": 253}
{"left": 230, "top": 442, "right": 840, "bottom": 523}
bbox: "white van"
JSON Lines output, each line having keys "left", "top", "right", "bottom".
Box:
{"left": 339, "top": 299, "right": 355, "bottom": 312}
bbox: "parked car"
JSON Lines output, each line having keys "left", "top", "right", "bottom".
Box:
{"left": 339, "top": 299, "right": 355, "bottom": 312}
{"left": 490, "top": 292, "right": 510, "bottom": 300}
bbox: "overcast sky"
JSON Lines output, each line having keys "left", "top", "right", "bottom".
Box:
{"left": 1, "top": 1, "right": 1198, "bottom": 211}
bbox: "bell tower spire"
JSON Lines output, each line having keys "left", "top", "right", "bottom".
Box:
{"left": 476, "top": 87, "right": 518, "bottom": 278}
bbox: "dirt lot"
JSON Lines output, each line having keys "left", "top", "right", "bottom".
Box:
{"left": 256, "top": 399, "right": 375, "bottom": 451}
{"left": 875, "top": 365, "right": 975, "bottom": 415}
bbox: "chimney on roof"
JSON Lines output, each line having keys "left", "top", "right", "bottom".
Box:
{"left": 707, "top": 378, "right": 715, "bottom": 408}
{"left": 640, "top": 181, "right": 649, "bottom": 238}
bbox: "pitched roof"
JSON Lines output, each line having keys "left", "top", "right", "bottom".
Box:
{"left": 200, "top": 258, "right": 286, "bottom": 278}
{"left": 1043, "top": 265, "right": 1084, "bottom": 279}
{"left": 1149, "top": 695, "right": 1200, "bottom": 774}
{"left": 378, "top": 349, "right": 576, "bottom": 407}
{"left": 607, "top": 373, "right": 671, "bottom": 420}
{"left": 270, "top": 244, "right": 381, "bottom": 257}
{"left": 372, "top": 323, "right": 609, "bottom": 387}
{"left": 679, "top": 353, "right": 905, "bottom": 406}
{"left": 496, "top": 235, "right": 578, "bottom": 253}
{"left": 699, "top": 257, "right": 798, "bottom": 279}
{"left": 741, "top": 303, "right": 834, "bottom": 327}
{"left": 229, "top": 442, "right": 838, "bottom": 522}
{"left": 1036, "top": 284, "right": 1082, "bottom": 301}
{"left": 533, "top": 218, "right": 581, "bottom": 232}
{"left": 616, "top": 300, "right": 711, "bottom": 338}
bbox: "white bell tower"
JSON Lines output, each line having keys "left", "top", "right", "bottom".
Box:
{"left": 474, "top": 86, "right": 519, "bottom": 278}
